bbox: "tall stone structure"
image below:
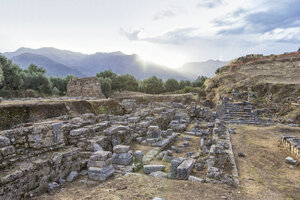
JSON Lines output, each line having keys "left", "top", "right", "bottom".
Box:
{"left": 67, "top": 77, "right": 105, "bottom": 98}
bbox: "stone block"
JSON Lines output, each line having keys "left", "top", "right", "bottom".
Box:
{"left": 88, "top": 166, "right": 115, "bottom": 181}
{"left": 150, "top": 171, "right": 168, "bottom": 178}
{"left": 177, "top": 160, "right": 194, "bottom": 180}
{"left": 112, "top": 153, "right": 133, "bottom": 165}
{"left": 66, "top": 171, "right": 78, "bottom": 182}
{"left": 113, "top": 145, "right": 130, "bottom": 154}
{"left": 90, "top": 151, "right": 112, "bottom": 161}
{"left": 69, "top": 128, "right": 89, "bottom": 137}
{"left": 88, "top": 158, "right": 112, "bottom": 168}
{"left": 143, "top": 165, "right": 166, "bottom": 174}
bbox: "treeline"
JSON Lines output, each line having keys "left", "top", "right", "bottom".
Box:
{"left": 0, "top": 55, "right": 207, "bottom": 98}
{"left": 0, "top": 55, "right": 74, "bottom": 97}
{"left": 96, "top": 70, "right": 207, "bottom": 97}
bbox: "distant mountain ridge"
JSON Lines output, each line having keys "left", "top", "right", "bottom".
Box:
{"left": 178, "top": 60, "right": 228, "bottom": 78}
{"left": 2, "top": 47, "right": 226, "bottom": 80}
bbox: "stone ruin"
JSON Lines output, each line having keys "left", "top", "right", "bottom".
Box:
{"left": 280, "top": 135, "right": 300, "bottom": 163}
{"left": 66, "top": 77, "right": 105, "bottom": 98}
{"left": 0, "top": 96, "right": 243, "bottom": 199}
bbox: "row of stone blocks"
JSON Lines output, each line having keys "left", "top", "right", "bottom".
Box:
{"left": 143, "top": 158, "right": 194, "bottom": 180}
{"left": 280, "top": 135, "right": 300, "bottom": 159}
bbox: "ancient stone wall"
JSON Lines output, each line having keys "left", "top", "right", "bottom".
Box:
{"left": 66, "top": 77, "right": 105, "bottom": 98}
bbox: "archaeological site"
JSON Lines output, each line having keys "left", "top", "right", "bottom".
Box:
{"left": 0, "top": 51, "right": 299, "bottom": 200}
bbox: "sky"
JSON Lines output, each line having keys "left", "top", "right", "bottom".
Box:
{"left": 0, "top": 0, "right": 300, "bottom": 68}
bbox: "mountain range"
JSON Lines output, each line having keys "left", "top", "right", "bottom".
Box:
{"left": 1, "top": 47, "right": 227, "bottom": 80}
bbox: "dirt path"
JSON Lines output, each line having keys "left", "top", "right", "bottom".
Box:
{"left": 231, "top": 125, "right": 300, "bottom": 200}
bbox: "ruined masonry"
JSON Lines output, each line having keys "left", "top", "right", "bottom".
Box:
{"left": 0, "top": 97, "right": 241, "bottom": 200}
{"left": 66, "top": 76, "right": 106, "bottom": 98}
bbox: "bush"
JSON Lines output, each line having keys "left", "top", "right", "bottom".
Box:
{"left": 141, "top": 76, "right": 164, "bottom": 94}
{"left": 98, "top": 77, "right": 112, "bottom": 97}
{"left": 165, "top": 78, "right": 179, "bottom": 92}
{"left": 192, "top": 76, "right": 207, "bottom": 87}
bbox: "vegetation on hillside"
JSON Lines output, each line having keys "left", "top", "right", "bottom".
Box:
{"left": 97, "top": 70, "right": 207, "bottom": 97}
{"left": 0, "top": 55, "right": 208, "bottom": 98}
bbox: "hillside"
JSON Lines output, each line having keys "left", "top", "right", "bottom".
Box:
{"left": 205, "top": 51, "right": 300, "bottom": 122}
{"left": 178, "top": 60, "right": 227, "bottom": 78}
{"left": 3, "top": 47, "right": 193, "bottom": 80}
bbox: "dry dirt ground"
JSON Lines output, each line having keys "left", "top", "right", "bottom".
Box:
{"left": 32, "top": 125, "right": 300, "bottom": 200}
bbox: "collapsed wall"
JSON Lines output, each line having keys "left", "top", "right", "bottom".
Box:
{"left": 66, "top": 77, "right": 106, "bottom": 98}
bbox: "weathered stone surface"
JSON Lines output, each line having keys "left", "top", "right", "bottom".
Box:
{"left": 168, "top": 157, "right": 186, "bottom": 179}
{"left": 88, "top": 166, "right": 115, "bottom": 181}
{"left": 113, "top": 145, "right": 130, "bottom": 154}
{"left": 90, "top": 151, "right": 112, "bottom": 161}
{"left": 285, "top": 156, "right": 297, "bottom": 165}
{"left": 67, "top": 77, "right": 105, "bottom": 98}
{"left": 66, "top": 171, "right": 79, "bottom": 182}
{"left": 150, "top": 171, "right": 168, "bottom": 178}
{"left": 177, "top": 160, "right": 194, "bottom": 180}
{"left": 88, "top": 158, "right": 112, "bottom": 168}
{"left": 143, "top": 165, "right": 166, "bottom": 174}
{"left": 69, "top": 128, "right": 89, "bottom": 136}
{"left": 188, "top": 175, "right": 204, "bottom": 183}
{"left": 143, "top": 147, "right": 160, "bottom": 164}
{"left": 0, "top": 145, "right": 15, "bottom": 157}
{"left": 112, "top": 153, "right": 133, "bottom": 165}
{"left": 0, "top": 136, "right": 10, "bottom": 147}
{"left": 134, "top": 150, "right": 144, "bottom": 163}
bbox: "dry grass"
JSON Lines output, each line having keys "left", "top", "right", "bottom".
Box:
{"left": 230, "top": 125, "right": 300, "bottom": 200}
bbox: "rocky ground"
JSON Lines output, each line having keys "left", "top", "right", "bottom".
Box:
{"left": 30, "top": 125, "right": 300, "bottom": 200}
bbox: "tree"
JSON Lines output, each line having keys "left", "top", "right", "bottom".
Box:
{"left": 192, "top": 76, "right": 207, "bottom": 87}
{"left": 0, "top": 55, "right": 23, "bottom": 90}
{"left": 141, "top": 76, "right": 164, "bottom": 94}
{"left": 50, "top": 76, "right": 70, "bottom": 95}
{"left": 114, "top": 74, "right": 139, "bottom": 91}
{"left": 98, "top": 77, "right": 112, "bottom": 97}
{"left": 179, "top": 80, "right": 191, "bottom": 89}
{"left": 165, "top": 78, "right": 179, "bottom": 92}
{"left": 21, "top": 64, "right": 52, "bottom": 94}
{"left": 96, "top": 70, "right": 117, "bottom": 80}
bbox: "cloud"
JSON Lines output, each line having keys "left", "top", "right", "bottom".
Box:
{"left": 153, "top": 6, "right": 185, "bottom": 20}
{"left": 121, "top": 27, "right": 207, "bottom": 45}
{"left": 215, "top": 0, "right": 300, "bottom": 39}
{"left": 196, "top": 0, "right": 223, "bottom": 8}
{"left": 260, "top": 27, "right": 300, "bottom": 43}
{"left": 119, "top": 27, "right": 143, "bottom": 41}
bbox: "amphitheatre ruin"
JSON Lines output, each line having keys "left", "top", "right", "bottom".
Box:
{"left": 0, "top": 52, "right": 300, "bottom": 200}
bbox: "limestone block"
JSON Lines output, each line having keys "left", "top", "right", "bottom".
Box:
{"left": 177, "top": 159, "right": 194, "bottom": 180}
{"left": 88, "top": 166, "right": 115, "bottom": 181}
{"left": 143, "top": 165, "right": 166, "bottom": 174}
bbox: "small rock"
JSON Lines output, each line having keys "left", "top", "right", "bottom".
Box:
{"left": 66, "top": 171, "right": 79, "bottom": 182}
{"left": 183, "top": 141, "right": 190, "bottom": 147}
{"left": 176, "top": 148, "right": 183, "bottom": 153}
{"left": 149, "top": 171, "right": 168, "bottom": 178}
{"left": 59, "top": 178, "right": 66, "bottom": 184}
{"left": 238, "top": 152, "right": 246, "bottom": 157}
{"left": 188, "top": 175, "right": 204, "bottom": 183}
{"left": 186, "top": 152, "right": 194, "bottom": 157}
{"left": 285, "top": 157, "right": 297, "bottom": 165}
{"left": 184, "top": 136, "right": 192, "bottom": 141}
{"left": 48, "top": 182, "right": 59, "bottom": 191}
{"left": 153, "top": 197, "right": 166, "bottom": 200}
